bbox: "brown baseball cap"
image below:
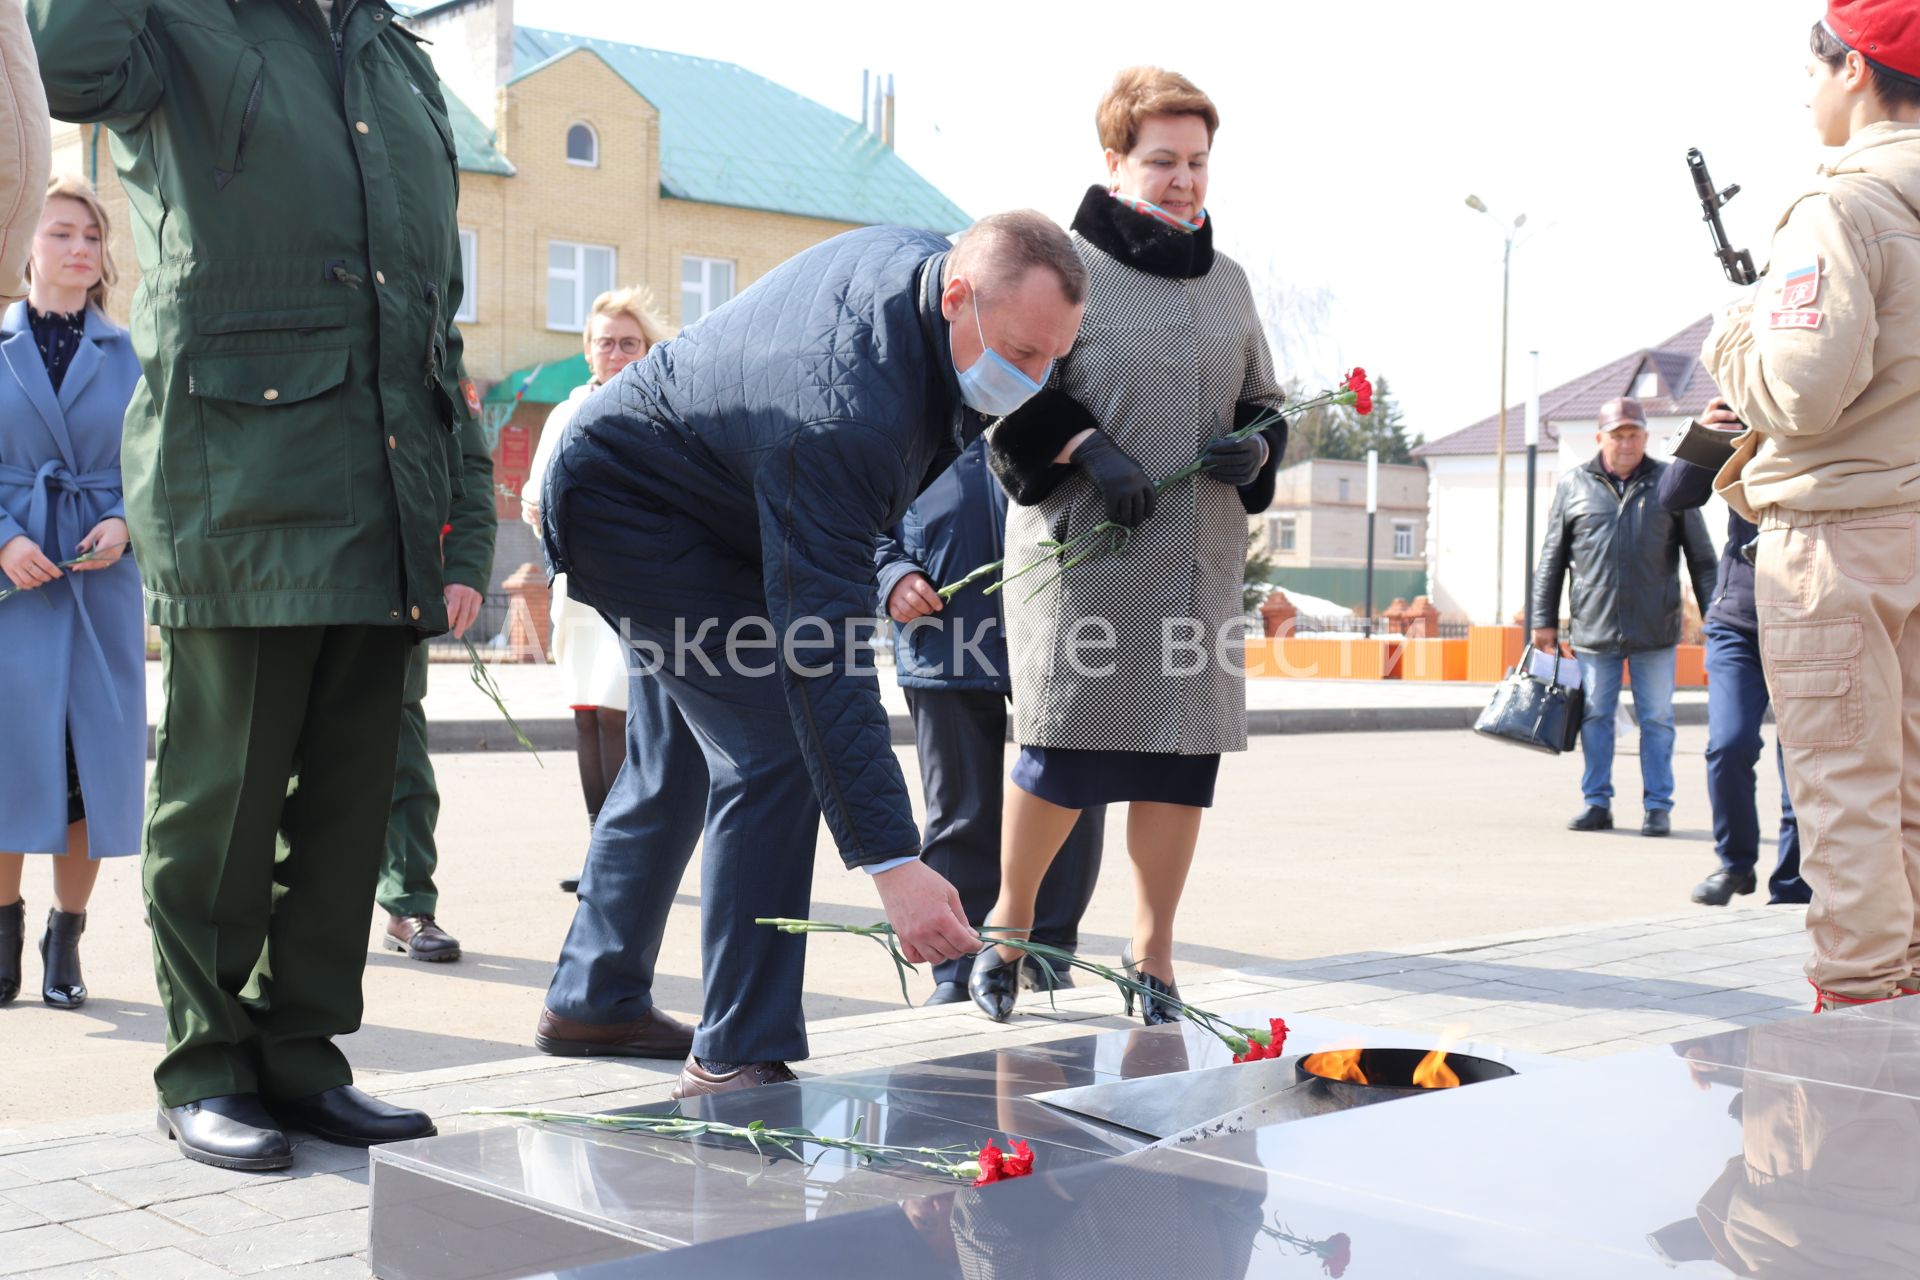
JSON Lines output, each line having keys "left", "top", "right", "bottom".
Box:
{"left": 1598, "top": 397, "right": 1648, "bottom": 431}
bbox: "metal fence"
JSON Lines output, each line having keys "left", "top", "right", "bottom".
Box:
{"left": 1265, "top": 613, "right": 1471, "bottom": 640}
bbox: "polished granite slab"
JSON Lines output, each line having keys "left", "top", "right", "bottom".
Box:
{"left": 368, "top": 1011, "right": 1546, "bottom": 1279}
{"left": 545, "top": 1008, "right": 1920, "bottom": 1279}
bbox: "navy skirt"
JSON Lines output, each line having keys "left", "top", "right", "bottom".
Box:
{"left": 1011, "top": 745, "right": 1220, "bottom": 809}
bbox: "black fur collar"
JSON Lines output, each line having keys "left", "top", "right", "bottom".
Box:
{"left": 1070, "top": 184, "right": 1215, "bottom": 280}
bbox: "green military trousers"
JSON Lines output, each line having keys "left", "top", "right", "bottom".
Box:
{"left": 144, "top": 625, "right": 409, "bottom": 1108}
{"left": 378, "top": 645, "right": 440, "bottom": 919}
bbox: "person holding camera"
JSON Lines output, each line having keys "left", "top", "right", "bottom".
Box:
{"left": 1658, "top": 398, "right": 1808, "bottom": 909}
{"left": 1704, "top": 3, "right": 1920, "bottom": 1013}
{"left": 1532, "top": 397, "right": 1718, "bottom": 838}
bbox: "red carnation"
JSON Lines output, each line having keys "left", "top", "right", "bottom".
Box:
{"left": 1344, "top": 368, "right": 1375, "bottom": 417}
{"left": 1001, "top": 1139, "right": 1035, "bottom": 1179}
{"left": 972, "top": 1141, "right": 1005, "bottom": 1186}
{"left": 1268, "top": 1017, "right": 1290, "bottom": 1056}
{"left": 1322, "top": 1232, "right": 1352, "bottom": 1277}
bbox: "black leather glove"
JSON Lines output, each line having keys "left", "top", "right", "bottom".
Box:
{"left": 1200, "top": 431, "right": 1268, "bottom": 487}
{"left": 1073, "top": 431, "right": 1156, "bottom": 527}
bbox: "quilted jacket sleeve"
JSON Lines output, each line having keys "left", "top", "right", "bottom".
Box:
{"left": 758, "top": 418, "right": 922, "bottom": 869}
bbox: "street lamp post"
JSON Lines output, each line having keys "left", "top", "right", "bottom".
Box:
{"left": 1524, "top": 350, "right": 1541, "bottom": 630}
{"left": 1364, "top": 448, "right": 1379, "bottom": 629}
{"left": 1466, "top": 195, "right": 1525, "bottom": 625}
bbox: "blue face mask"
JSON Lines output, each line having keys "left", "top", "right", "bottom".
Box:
{"left": 954, "top": 284, "right": 1049, "bottom": 417}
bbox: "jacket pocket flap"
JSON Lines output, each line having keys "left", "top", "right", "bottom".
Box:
{"left": 189, "top": 347, "right": 349, "bottom": 407}
{"left": 1763, "top": 617, "right": 1863, "bottom": 662}
{"left": 1774, "top": 666, "right": 1851, "bottom": 699}
{"left": 198, "top": 306, "right": 350, "bottom": 335}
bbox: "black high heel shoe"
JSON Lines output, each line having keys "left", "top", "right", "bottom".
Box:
{"left": 967, "top": 946, "right": 1022, "bottom": 1022}
{"left": 1119, "top": 942, "right": 1182, "bottom": 1026}
{"left": 41, "top": 909, "right": 87, "bottom": 1009}
{"left": 0, "top": 899, "right": 22, "bottom": 1006}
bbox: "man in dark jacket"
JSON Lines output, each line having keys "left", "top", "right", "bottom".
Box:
{"left": 543, "top": 212, "right": 1087, "bottom": 1098}
{"left": 1532, "top": 397, "right": 1718, "bottom": 838}
{"left": 875, "top": 437, "right": 1105, "bottom": 1005}
{"left": 33, "top": 0, "right": 472, "bottom": 1169}
{"left": 1658, "top": 399, "right": 1808, "bottom": 908}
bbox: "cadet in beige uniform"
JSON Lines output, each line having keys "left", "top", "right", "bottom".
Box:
{"left": 1705, "top": 2, "right": 1920, "bottom": 1012}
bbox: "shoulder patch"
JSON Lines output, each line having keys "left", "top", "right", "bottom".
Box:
{"left": 1769, "top": 309, "right": 1824, "bottom": 331}
{"left": 1780, "top": 258, "right": 1822, "bottom": 309}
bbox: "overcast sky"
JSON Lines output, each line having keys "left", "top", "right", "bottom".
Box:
{"left": 520, "top": 0, "right": 1834, "bottom": 441}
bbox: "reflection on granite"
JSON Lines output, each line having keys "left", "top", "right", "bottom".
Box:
{"left": 568, "top": 1140, "right": 1679, "bottom": 1279}
{"left": 364, "top": 1010, "right": 1545, "bottom": 1280}
{"left": 554, "top": 1011, "right": 1920, "bottom": 1280}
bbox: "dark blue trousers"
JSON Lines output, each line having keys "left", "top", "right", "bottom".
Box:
{"left": 1703, "top": 620, "right": 1808, "bottom": 903}
{"left": 904, "top": 687, "right": 1104, "bottom": 985}
{"left": 546, "top": 495, "right": 827, "bottom": 1063}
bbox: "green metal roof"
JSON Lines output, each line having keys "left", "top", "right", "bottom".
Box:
{"left": 482, "top": 354, "right": 589, "bottom": 406}
{"left": 443, "top": 89, "right": 515, "bottom": 177}
{"left": 510, "top": 29, "right": 968, "bottom": 234}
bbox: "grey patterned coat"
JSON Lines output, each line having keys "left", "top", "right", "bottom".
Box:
{"left": 988, "top": 190, "right": 1286, "bottom": 755}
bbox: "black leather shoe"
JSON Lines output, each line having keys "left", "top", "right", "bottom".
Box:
{"left": 559, "top": 877, "right": 580, "bottom": 894}
{"left": 0, "top": 899, "right": 21, "bottom": 1007}
{"left": 1693, "top": 869, "right": 1757, "bottom": 906}
{"left": 40, "top": 908, "right": 87, "bottom": 1008}
{"left": 923, "top": 981, "right": 969, "bottom": 1006}
{"left": 968, "top": 947, "right": 1021, "bottom": 1022}
{"left": 384, "top": 914, "right": 461, "bottom": 963}
{"left": 1020, "top": 956, "right": 1073, "bottom": 993}
{"left": 1568, "top": 806, "right": 1614, "bottom": 832}
{"left": 158, "top": 1095, "right": 293, "bottom": 1171}
{"left": 1642, "top": 810, "right": 1672, "bottom": 838}
{"left": 1120, "top": 942, "right": 1183, "bottom": 1026}
{"left": 267, "top": 1085, "right": 435, "bottom": 1148}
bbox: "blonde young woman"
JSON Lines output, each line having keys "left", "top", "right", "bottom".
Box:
{"left": 523, "top": 287, "right": 675, "bottom": 893}
{"left": 0, "top": 176, "right": 144, "bottom": 1009}
{"left": 975, "top": 68, "right": 1287, "bottom": 1024}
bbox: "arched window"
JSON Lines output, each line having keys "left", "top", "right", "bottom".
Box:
{"left": 566, "top": 122, "right": 599, "bottom": 167}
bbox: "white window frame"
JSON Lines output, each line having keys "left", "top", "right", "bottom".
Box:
{"left": 455, "top": 229, "right": 478, "bottom": 323}
{"left": 681, "top": 254, "right": 737, "bottom": 325}
{"left": 1337, "top": 477, "right": 1351, "bottom": 503}
{"left": 1271, "top": 515, "right": 1297, "bottom": 554}
{"left": 1393, "top": 520, "right": 1416, "bottom": 559}
{"left": 546, "top": 240, "right": 617, "bottom": 332}
{"left": 1632, "top": 368, "right": 1660, "bottom": 399}
{"left": 566, "top": 122, "right": 599, "bottom": 168}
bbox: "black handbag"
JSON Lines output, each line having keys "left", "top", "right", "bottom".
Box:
{"left": 1473, "top": 647, "right": 1585, "bottom": 755}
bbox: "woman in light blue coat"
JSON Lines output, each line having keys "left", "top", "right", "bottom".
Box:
{"left": 0, "top": 177, "right": 145, "bottom": 1010}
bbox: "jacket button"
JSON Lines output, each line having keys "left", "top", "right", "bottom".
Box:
{"left": 355, "top": 121, "right": 370, "bottom": 135}
{"left": 410, "top": 605, "right": 421, "bottom": 620}
{"left": 263, "top": 389, "right": 280, "bottom": 401}
{"left": 375, "top": 271, "right": 387, "bottom": 285}
{"left": 387, "top": 435, "right": 397, "bottom": 449}
{"left": 390, "top": 610, "right": 400, "bottom": 618}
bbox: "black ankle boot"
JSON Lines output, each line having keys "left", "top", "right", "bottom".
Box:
{"left": 40, "top": 908, "right": 87, "bottom": 1010}
{"left": 0, "top": 900, "right": 21, "bottom": 1006}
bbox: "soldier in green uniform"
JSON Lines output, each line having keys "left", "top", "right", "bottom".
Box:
{"left": 379, "top": 408, "right": 495, "bottom": 965}
{"left": 30, "top": 0, "right": 478, "bottom": 1170}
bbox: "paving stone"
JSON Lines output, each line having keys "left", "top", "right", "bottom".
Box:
{"left": 30, "top": 1246, "right": 233, "bottom": 1280}
{"left": 2, "top": 1179, "right": 129, "bottom": 1223}
{"left": 179, "top": 1207, "right": 368, "bottom": 1274}
{"left": 84, "top": 1155, "right": 291, "bottom": 1208}
{"left": 145, "top": 1191, "right": 282, "bottom": 1236}
{"left": 264, "top": 1259, "right": 371, "bottom": 1280}
{"left": 0, "top": 1223, "right": 112, "bottom": 1275}
{"left": 0, "top": 1134, "right": 177, "bottom": 1184}
{"left": 68, "top": 1209, "right": 202, "bottom": 1252}
{"left": 0, "top": 1198, "right": 44, "bottom": 1233}
{"left": 1655, "top": 988, "right": 1802, "bottom": 1020}
{"left": 0, "top": 1165, "right": 31, "bottom": 1193}
{"left": 229, "top": 1173, "right": 369, "bottom": 1220}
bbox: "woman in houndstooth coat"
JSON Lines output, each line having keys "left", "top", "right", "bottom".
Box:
{"left": 972, "top": 67, "right": 1287, "bottom": 1026}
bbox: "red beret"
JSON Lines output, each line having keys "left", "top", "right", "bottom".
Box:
{"left": 1827, "top": 0, "right": 1920, "bottom": 81}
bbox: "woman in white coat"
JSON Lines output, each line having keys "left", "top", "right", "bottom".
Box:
{"left": 523, "top": 287, "right": 674, "bottom": 891}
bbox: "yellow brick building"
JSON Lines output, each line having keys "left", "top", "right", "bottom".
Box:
{"left": 47, "top": 0, "right": 966, "bottom": 588}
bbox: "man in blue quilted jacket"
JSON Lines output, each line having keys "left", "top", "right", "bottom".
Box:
{"left": 542, "top": 212, "right": 1087, "bottom": 1098}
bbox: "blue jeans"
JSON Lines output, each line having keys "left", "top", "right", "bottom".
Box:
{"left": 1576, "top": 647, "right": 1676, "bottom": 813}
{"left": 1702, "top": 621, "right": 1807, "bottom": 902}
